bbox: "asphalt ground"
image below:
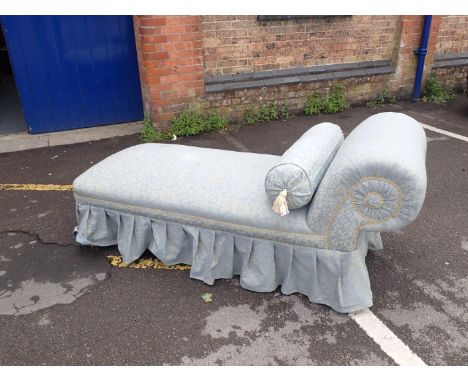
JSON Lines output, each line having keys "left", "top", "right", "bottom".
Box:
{"left": 0, "top": 95, "right": 467, "bottom": 365}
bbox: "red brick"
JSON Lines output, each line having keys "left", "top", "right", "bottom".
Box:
{"left": 159, "top": 90, "right": 180, "bottom": 99}
{"left": 152, "top": 112, "right": 174, "bottom": 122}
{"left": 165, "top": 16, "right": 200, "bottom": 26}
{"left": 179, "top": 33, "right": 202, "bottom": 42}
{"left": 167, "top": 49, "right": 198, "bottom": 59}
{"left": 166, "top": 34, "right": 181, "bottom": 43}
{"left": 143, "top": 51, "right": 169, "bottom": 60}
{"left": 161, "top": 25, "right": 187, "bottom": 35}
{"left": 138, "top": 27, "right": 161, "bottom": 35}
{"left": 140, "top": 34, "right": 168, "bottom": 44}
{"left": 140, "top": 17, "right": 167, "bottom": 27}
{"left": 149, "top": 83, "right": 175, "bottom": 92}
{"left": 146, "top": 67, "right": 174, "bottom": 76}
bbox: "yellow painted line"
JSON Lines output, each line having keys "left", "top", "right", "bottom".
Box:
{"left": 107, "top": 255, "right": 191, "bottom": 271}
{"left": 0, "top": 184, "right": 73, "bottom": 191}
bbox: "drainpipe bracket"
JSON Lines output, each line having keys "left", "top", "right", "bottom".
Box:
{"left": 414, "top": 48, "right": 428, "bottom": 56}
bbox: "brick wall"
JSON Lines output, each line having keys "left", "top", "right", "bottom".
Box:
{"left": 389, "top": 16, "right": 442, "bottom": 94}
{"left": 201, "top": 16, "right": 399, "bottom": 76}
{"left": 201, "top": 15, "right": 430, "bottom": 120}
{"left": 134, "top": 15, "right": 467, "bottom": 129}
{"left": 436, "top": 16, "right": 468, "bottom": 54}
{"left": 432, "top": 16, "right": 468, "bottom": 89}
{"left": 203, "top": 74, "right": 392, "bottom": 122}
{"left": 133, "top": 16, "right": 205, "bottom": 129}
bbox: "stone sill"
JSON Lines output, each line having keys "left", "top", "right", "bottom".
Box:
{"left": 432, "top": 53, "right": 468, "bottom": 69}
{"left": 205, "top": 60, "right": 395, "bottom": 94}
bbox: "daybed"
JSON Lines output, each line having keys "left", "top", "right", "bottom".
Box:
{"left": 73, "top": 112, "right": 427, "bottom": 313}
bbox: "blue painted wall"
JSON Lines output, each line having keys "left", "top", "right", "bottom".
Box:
{"left": 1, "top": 16, "right": 143, "bottom": 134}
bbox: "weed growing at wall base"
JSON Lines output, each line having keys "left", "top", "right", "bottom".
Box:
{"left": 244, "top": 100, "right": 290, "bottom": 125}
{"left": 244, "top": 109, "right": 256, "bottom": 125}
{"left": 304, "top": 84, "right": 349, "bottom": 115}
{"left": 280, "top": 101, "right": 290, "bottom": 120}
{"left": 304, "top": 94, "right": 322, "bottom": 115}
{"left": 423, "top": 74, "right": 456, "bottom": 103}
{"left": 141, "top": 107, "right": 229, "bottom": 143}
{"left": 170, "top": 106, "right": 229, "bottom": 137}
{"left": 142, "top": 116, "right": 171, "bottom": 143}
{"left": 367, "top": 89, "right": 397, "bottom": 108}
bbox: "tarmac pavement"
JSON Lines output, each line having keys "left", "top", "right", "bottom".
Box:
{"left": 0, "top": 95, "right": 467, "bottom": 365}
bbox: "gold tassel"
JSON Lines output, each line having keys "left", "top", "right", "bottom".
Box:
{"left": 272, "top": 189, "right": 289, "bottom": 216}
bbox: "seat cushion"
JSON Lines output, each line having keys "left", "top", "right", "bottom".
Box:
{"left": 73, "top": 143, "right": 314, "bottom": 241}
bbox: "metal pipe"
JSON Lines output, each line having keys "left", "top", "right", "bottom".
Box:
{"left": 411, "top": 16, "right": 433, "bottom": 101}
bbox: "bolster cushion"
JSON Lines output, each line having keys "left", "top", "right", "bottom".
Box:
{"left": 265, "top": 123, "right": 344, "bottom": 210}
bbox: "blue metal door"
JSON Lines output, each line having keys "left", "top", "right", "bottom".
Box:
{"left": 0, "top": 16, "right": 143, "bottom": 134}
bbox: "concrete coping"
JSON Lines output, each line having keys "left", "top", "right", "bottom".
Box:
{"left": 205, "top": 60, "right": 395, "bottom": 94}
{"left": 0, "top": 121, "right": 144, "bottom": 154}
{"left": 432, "top": 53, "right": 468, "bottom": 69}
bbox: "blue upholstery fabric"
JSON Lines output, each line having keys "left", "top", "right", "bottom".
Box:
{"left": 307, "top": 112, "right": 427, "bottom": 252}
{"left": 265, "top": 123, "right": 343, "bottom": 209}
{"left": 73, "top": 112, "right": 427, "bottom": 313}
{"left": 75, "top": 203, "right": 383, "bottom": 313}
{"left": 73, "top": 144, "right": 313, "bottom": 237}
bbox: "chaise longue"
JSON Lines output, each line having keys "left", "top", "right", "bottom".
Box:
{"left": 73, "top": 112, "right": 427, "bottom": 313}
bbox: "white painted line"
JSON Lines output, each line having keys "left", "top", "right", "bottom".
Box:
{"left": 219, "top": 130, "right": 250, "bottom": 152}
{"left": 349, "top": 308, "right": 426, "bottom": 366}
{"left": 421, "top": 123, "right": 468, "bottom": 143}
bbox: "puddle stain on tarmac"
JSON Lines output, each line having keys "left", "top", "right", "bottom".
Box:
{"left": 0, "top": 232, "right": 108, "bottom": 316}
{"left": 0, "top": 275, "right": 106, "bottom": 315}
{"left": 179, "top": 294, "right": 392, "bottom": 366}
{"left": 461, "top": 239, "right": 468, "bottom": 252}
{"left": 378, "top": 276, "right": 468, "bottom": 365}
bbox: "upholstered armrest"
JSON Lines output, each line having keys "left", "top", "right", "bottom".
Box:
{"left": 307, "top": 112, "right": 427, "bottom": 252}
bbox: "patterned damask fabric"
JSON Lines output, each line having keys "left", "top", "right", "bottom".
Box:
{"left": 73, "top": 144, "right": 313, "bottom": 236}
{"left": 75, "top": 202, "right": 383, "bottom": 313}
{"left": 265, "top": 123, "right": 343, "bottom": 209}
{"left": 73, "top": 112, "right": 427, "bottom": 312}
{"left": 307, "top": 112, "right": 427, "bottom": 252}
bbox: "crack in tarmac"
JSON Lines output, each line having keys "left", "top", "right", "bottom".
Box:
{"left": 0, "top": 231, "right": 109, "bottom": 316}
{"left": 0, "top": 230, "right": 72, "bottom": 247}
